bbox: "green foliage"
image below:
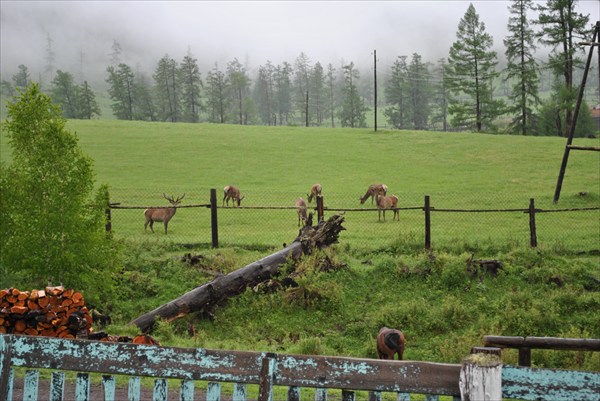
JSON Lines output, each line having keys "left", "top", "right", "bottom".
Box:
{"left": 338, "top": 62, "right": 367, "bottom": 128}
{"left": 447, "top": 4, "right": 505, "bottom": 132}
{"left": 0, "top": 84, "right": 117, "bottom": 303}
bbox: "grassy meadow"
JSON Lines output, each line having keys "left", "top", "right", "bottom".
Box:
{"left": 2, "top": 119, "right": 599, "bottom": 379}
{"left": 3, "top": 119, "right": 598, "bottom": 250}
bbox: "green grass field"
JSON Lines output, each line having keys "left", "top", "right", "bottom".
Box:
{"left": 2, "top": 119, "right": 599, "bottom": 376}
{"left": 2, "top": 120, "right": 599, "bottom": 250}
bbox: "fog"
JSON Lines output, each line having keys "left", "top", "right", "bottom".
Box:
{"left": 1, "top": 0, "right": 599, "bottom": 87}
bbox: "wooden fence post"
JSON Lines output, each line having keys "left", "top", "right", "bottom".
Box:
{"left": 210, "top": 189, "right": 219, "bottom": 248}
{"left": 316, "top": 195, "right": 324, "bottom": 223}
{"left": 528, "top": 198, "right": 537, "bottom": 248}
{"left": 424, "top": 195, "right": 431, "bottom": 250}
{"left": 518, "top": 348, "right": 532, "bottom": 367}
{"left": 459, "top": 349, "right": 502, "bottom": 401}
{"left": 105, "top": 206, "right": 112, "bottom": 233}
{"left": 258, "top": 353, "right": 277, "bottom": 401}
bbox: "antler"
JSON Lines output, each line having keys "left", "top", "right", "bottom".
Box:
{"left": 163, "top": 193, "right": 185, "bottom": 204}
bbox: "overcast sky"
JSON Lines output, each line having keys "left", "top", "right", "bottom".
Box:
{"left": 1, "top": 0, "right": 598, "bottom": 84}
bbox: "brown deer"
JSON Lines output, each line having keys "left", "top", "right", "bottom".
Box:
{"left": 295, "top": 197, "right": 311, "bottom": 227}
{"left": 223, "top": 185, "right": 245, "bottom": 207}
{"left": 376, "top": 327, "right": 405, "bottom": 360}
{"left": 144, "top": 193, "right": 185, "bottom": 234}
{"left": 307, "top": 183, "right": 322, "bottom": 203}
{"left": 376, "top": 194, "right": 399, "bottom": 221}
{"left": 359, "top": 184, "right": 388, "bottom": 204}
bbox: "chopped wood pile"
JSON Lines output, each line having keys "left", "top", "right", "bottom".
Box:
{"left": 0, "top": 286, "right": 160, "bottom": 346}
{"left": 0, "top": 286, "right": 92, "bottom": 339}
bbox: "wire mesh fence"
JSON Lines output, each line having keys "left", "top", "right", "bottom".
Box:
{"left": 106, "top": 188, "right": 600, "bottom": 253}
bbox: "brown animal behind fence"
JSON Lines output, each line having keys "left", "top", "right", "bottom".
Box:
{"left": 144, "top": 194, "right": 185, "bottom": 234}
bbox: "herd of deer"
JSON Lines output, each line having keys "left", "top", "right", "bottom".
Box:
{"left": 144, "top": 183, "right": 399, "bottom": 234}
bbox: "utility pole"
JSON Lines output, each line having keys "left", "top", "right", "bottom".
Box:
{"left": 374, "top": 50, "right": 378, "bottom": 132}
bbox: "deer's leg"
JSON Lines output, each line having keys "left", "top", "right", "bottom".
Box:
{"left": 149, "top": 220, "right": 154, "bottom": 233}
{"left": 164, "top": 222, "right": 168, "bottom": 235}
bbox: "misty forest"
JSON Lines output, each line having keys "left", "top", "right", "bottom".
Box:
{"left": 1, "top": 0, "right": 599, "bottom": 137}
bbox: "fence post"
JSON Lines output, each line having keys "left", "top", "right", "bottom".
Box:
{"left": 518, "top": 348, "right": 532, "bottom": 367}
{"left": 424, "top": 195, "right": 431, "bottom": 250}
{"left": 459, "top": 348, "right": 502, "bottom": 401}
{"left": 210, "top": 189, "right": 219, "bottom": 248}
{"left": 316, "top": 195, "right": 324, "bottom": 223}
{"left": 105, "top": 206, "right": 112, "bottom": 233}
{"left": 258, "top": 353, "right": 277, "bottom": 401}
{"left": 528, "top": 198, "right": 537, "bottom": 248}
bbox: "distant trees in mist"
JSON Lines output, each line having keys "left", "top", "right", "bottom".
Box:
{"left": 1, "top": 0, "right": 597, "bottom": 136}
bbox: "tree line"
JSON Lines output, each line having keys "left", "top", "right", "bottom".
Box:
{"left": 1, "top": 0, "right": 597, "bottom": 136}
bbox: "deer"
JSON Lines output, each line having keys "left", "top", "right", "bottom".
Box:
{"left": 377, "top": 327, "right": 405, "bottom": 360}
{"left": 359, "top": 184, "right": 388, "bottom": 204}
{"left": 295, "top": 197, "right": 312, "bottom": 227}
{"left": 223, "top": 185, "right": 245, "bottom": 207}
{"left": 144, "top": 193, "right": 185, "bottom": 234}
{"left": 376, "top": 194, "right": 399, "bottom": 222}
{"left": 307, "top": 183, "right": 322, "bottom": 203}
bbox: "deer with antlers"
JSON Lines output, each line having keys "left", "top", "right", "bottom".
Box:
{"left": 307, "top": 183, "right": 322, "bottom": 203}
{"left": 376, "top": 194, "right": 399, "bottom": 222}
{"left": 223, "top": 185, "right": 245, "bottom": 207}
{"left": 359, "top": 183, "right": 388, "bottom": 204}
{"left": 144, "top": 194, "right": 185, "bottom": 234}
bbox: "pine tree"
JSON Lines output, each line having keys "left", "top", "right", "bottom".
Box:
{"left": 536, "top": 0, "right": 591, "bottom": 137}
{"left": 206, "top": 64, "right": 228, "bottom": 124}
{"left": 504, "top": 0, "right": 540, "bottom": 135}
{"left": 106, "top": 63, "right": 135, "bottom": 120}
{"left": 12, "top": 65, "right": 30, "bottom": 89}
{"left": 51, "top": 70, "right": 80, "bottom": 118}
{"left": 384, "top": 56, "right": 409, "bottom": 129}
{"left": 179, "top": 51, "right": 203, "bottom": 123}
{"left": 274, "top": 62, "right": 293, "bottom": 126}
{"left": 154, "top": 54, "right": 180, "bottom": 122}
{"left": 447, "top": 4, "right": 504, "bottom": 132}
{"left": 254, "top": 62, "right": 275, "bottom": 125}
{"left": 78, "top": 81, "right": 101, "bottom": 119}
{"left": 407, "top": 53, "right": 432, "bottom": 130}
{"left": 226, "top": 58, "right": 251, "bottom": 125}
{"left": 338, "top": 62, "right": 367, "bottom": 128}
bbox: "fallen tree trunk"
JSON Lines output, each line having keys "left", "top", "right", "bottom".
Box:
{"left": 130, "top": 215, "right": 345, "bottom": 333}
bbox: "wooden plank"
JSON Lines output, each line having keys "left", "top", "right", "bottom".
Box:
{"left": 287, "top": 386, "right": 300, "bottom": 401}
{"left": 483, "top": 335, "right": 600, "bottom": 351}
{"left": 341, "top": 389, "right": 355, "bottom": 401}
{"left": 75, "top": 372, "right": 90, "bottom": 401}
{"left": 180, "top": 380, "right": 195, "bottom": 401}
{"left": 233, "top": 383, "right": 247, "bottom": 401}
{"left": 128, "top": 376, "right": 141, "bottom": 401}
{"left": 102, "top": 375, "right": 116, "bottom": 401}
{"left": 397, "top": 393, "right": 410, "bottom": 401}
{"left": 258, "top": 354, "right": 276, "bottom": 401}
{"left": 274, "top": 354, "right": 460, "bottom": 395}
{"left": 502, "top": 365, "right": 600, "bottom": 401}
{"left": 207, "top": 381, "right": 221, "bottom": 401}
{"left": 23, "top": 369, "right": 39, "bottom": 401}
{"left": 153, "top": 378, "right": 168, "bottom": 401}
{"left": 5, "top": 368, "right": 14, "bottom": 401}
{"left": 315, "top": 388, "right": 327, "bottom": 401}
{"left": 50, "top": 371, "right": 65, "bottom": 401}
{"left": 1, "top": 335, "right": 462, "bottom": 395}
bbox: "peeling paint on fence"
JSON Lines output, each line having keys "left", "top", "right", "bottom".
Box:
{"left": 503, "top": 365, "right": 600, "bottom": 401}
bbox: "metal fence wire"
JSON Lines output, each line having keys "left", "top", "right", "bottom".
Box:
{"left": 107, "top": 188, "right": 600, "bottom": 253}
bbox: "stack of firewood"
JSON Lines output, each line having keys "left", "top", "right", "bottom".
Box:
{"left": 0, "top": 286, "right": 92, "bottom": 339}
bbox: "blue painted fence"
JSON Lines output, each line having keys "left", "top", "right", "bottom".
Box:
{"left": 1, "top": 334, "right": 598, "bottom": 401}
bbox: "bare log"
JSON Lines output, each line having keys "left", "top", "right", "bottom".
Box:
{"left": 130, "top": 215, "right": 345, "bottom": 333}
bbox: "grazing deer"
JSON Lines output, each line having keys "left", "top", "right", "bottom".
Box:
{"left": 144, "top": 193, "right": 185, "bottom": 234}
{"left": 223, "top": 185, "right": 245, "bottom": 207}
{"left": 377, "top": 327, "right": 405, "bottom": 360}
{"left": 360, "top": 184, "right": 388, "bottom": 204}
{"left": 307, "top": 183, "right": 322, "bottom": 203}
{"left": 295, "top": 197, "right": 311, "bottom": 227}
{"left": 376, "top": 194, "right": 399, "bottom": 222}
